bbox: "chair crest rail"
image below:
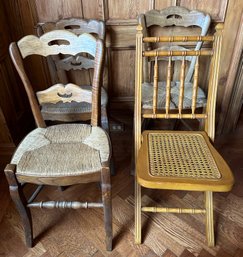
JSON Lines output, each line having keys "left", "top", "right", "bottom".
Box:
{"left": 143, "top": 50, "right": 213, "bottom": 57}
{"left": 143, "top": 35, "right": 214, "bottom": 43}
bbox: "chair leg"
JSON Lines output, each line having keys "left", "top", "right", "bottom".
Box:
{"left": 4, "top": 164, "right": 33, "bottom": 247}
{"left": 205, "top": 191, "right": 215, "bottom": 247}
{"left": 135, "top": 181, "right": 142, "bottom": 244}
{"left": 101, "top": 166, "right": 112, "bottom": 251}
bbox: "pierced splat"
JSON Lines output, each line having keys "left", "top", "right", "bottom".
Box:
{"left": 36, "top": 83, "right": 92, "bottom": 104}
{"left": 56, "top": 55, "right": 95, "bottom": 71}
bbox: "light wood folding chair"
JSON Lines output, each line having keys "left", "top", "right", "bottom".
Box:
{"left": 5, "top": 31, "right": 112, "bottom": 251}
{"left": 134, "top": 23, "right": 234, "bottom": 247}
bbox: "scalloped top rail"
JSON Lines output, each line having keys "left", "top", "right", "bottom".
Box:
{"left": 17, "top": 30, "right": 97, "bottom": 58}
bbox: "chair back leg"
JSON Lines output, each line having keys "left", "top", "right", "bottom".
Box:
{"left": 101, "top": 166, "right": 112, "bottom": 251}
{"left": 205, "top": 191, "right": 215, "bottom": 247}
{"left": 4, "top": 164, "right": 33, "bottom": 247}
{"left": 135, "top": 182, "right": 142, "bottom": 244}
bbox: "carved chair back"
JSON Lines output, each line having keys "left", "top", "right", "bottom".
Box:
{"left": 37, "top": 19, "right": 105, "bottom": 86}
{"left": 138, "top": 6, "right": 211, "bottom": 83}
{"left": 9, "top": 30, "right": 104, "bottom": 128}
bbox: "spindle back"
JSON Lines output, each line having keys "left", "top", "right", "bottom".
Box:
{"left": 138, "top": 6, "right": 211, "bottom": 83}
{"left": 135, "top": 24, "right": 223, "bottom": 141}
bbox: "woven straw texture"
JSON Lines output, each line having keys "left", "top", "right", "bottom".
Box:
{"left": 11, "top": 124, "right": 110, "bottom": 177}
{"left": 41, "top": 86, "right": 108, "bottom": 114}
{"left": 142, "top": 81, "right": 206, "bottom": 110}
{"left": 148, "top": 132, "right": 221, "bottom": 179}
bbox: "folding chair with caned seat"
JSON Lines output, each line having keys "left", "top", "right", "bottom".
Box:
{"left": 134, "top": 23, "right": 234, "bottom": 247}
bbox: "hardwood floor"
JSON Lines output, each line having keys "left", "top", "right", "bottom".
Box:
{"left": 0, "top": 111, "right": 243, "bottom": 257}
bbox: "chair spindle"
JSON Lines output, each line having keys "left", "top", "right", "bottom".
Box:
{"left": 153, "top": 56, "right": 158, "bottom": 115}
{"left": 192, "top": 56, "right": 199, "bottom": 116}
{"left": 178, "top": 56, "right": 186, "bottom": 116}
{"left": 165, "top": 56, "right": 172, "bottom": 116}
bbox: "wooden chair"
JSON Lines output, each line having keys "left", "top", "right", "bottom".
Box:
{"left": 138, "top": 7, "right": 211, "bottom": 121}
{"left": 5, "top": 31, "right": 112, "bottom": 251}
{"left": 134, "top": 24, "right": 234, "bottom": 247}
{"left": 36, "top": 18, "right": 109, "bottom": 131}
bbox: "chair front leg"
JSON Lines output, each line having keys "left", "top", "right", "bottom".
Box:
{"left": 135, "top": 181, "right": 142, "bottom": 244}
{"left": 101, "top": 166, "right": 112, "bottom": 251}
{"left": 4, "top": 164, "right": 33, "bottom": 247}
{"left": 205, "top": 191, "right": 215, "bottom": 247}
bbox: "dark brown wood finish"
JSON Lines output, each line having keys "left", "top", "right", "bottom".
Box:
{"left": 4, "top": 30, "right": 112, "bottom": 251}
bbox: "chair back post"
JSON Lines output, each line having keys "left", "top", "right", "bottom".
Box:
{"left": 205, "top": 23, "right": 224, "bottom": 141}
{"left": 9, "top": 43, "right": 46, "bottom": 128}
{"left": 135, "top": 24, "right": 143, "bottom": 161}
{"left": 91, "top": 39, "right": 104, "bottom": 127}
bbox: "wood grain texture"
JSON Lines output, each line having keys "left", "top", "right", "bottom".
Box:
{"left": 34, "top": 0, "right": 83, "bottom": 22}
{"left": 180, "top": 0, "right": 228, "bottom": 22}
{"left": 107, "top": 0, "right": 150, "bottom": 20}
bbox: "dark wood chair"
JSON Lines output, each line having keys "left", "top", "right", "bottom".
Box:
{"left": 36, "top": 18, "right": 109, "bottom": 131}
{"left": 5, "top": 30, "right": 112, "bottom": 251}
{"left": 134, "top": 23, "right": 234, "bottom": 247}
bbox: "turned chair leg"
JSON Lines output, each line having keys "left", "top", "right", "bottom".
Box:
{"left": 205, "top": 191, "right": 215, "bottom": 247}
{"left": 101, "top": 166, "right": 112, "bottom": 251}
{"left": 4, "top": 164, "right": 33, "bottom": 247}
{"left": 135, "top": 181, "right": 142, "bottom": 244}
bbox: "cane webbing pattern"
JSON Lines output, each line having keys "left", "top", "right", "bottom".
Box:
{"left": 148, "top": 133, "right": 221, "bottom": 179}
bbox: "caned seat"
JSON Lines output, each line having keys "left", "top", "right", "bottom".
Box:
{"left": 134, "top": 24, "right": 234, "bottom": 247}
{"left": 137, "top": 131, "right": 232, "bottom": 191}
{"left": 37, "top": 18, "right": 109, "bottom": 130}
{"left": 138, "top": 7, "right": 211, "bottom": 111}
{"left": 5, "top": 30, "right": 112, "bottom": 251}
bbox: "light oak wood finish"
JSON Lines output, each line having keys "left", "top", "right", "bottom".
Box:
{"left": 134, "top": 24, "right": 234, "bottom": 247}
{"left": 5, "top": 30, "right": 112, "bottom": 251}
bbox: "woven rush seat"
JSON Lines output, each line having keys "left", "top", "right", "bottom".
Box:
{"left": 41, "top": 86, "right": 108, "bottom": 120}
{"left": 142, "top": 82, "right": 206, "bottom": 110}
{"left": 136, "top": 130, "right": 233, "bottom": 192}
{"left": 11, "top": 124, "right": 110, "bottom": 177}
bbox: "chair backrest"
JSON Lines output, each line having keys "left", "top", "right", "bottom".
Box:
{"left": 37, "top": 18, "right": 106, "bottom": 85}
{"left": 134, "top": 24, "right": 223, "bottom": 156}
{"left": 138, "top": 6, "right": 211, "bottom": 83}
{"left": 9, "top": 30, "right": 104, "bottom": 128}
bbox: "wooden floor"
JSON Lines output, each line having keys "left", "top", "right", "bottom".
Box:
{"left": 1, "top": 111, "right": 243, "bottom": 257}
